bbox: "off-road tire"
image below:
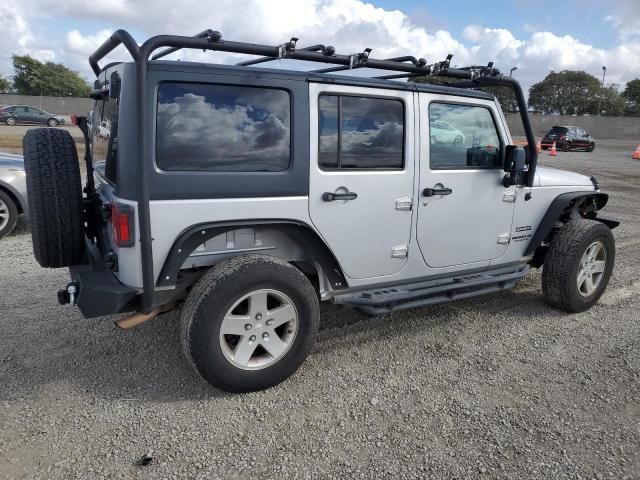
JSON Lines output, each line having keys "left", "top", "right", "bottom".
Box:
{"left": 23, "top": 128, "right": 84, "bottom": 268}
{"left": 47, "top": 118, "right": 59, "bottom": 127}
{"left": 542, "top": 219, "right": 615, "bottom": 313}
{"left": 180, "top": 255, "right": 320, "bottom": 392}
{"left": 0, "top": 189, "right": 19, "bottom": 239}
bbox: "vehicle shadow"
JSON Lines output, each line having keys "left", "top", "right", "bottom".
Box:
{"left": 0, "top": 275, "right": 547, "bottom": 403}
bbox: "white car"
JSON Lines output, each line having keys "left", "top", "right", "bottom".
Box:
{"left": 430, "top": 120, "right": 465, "bottom": 145}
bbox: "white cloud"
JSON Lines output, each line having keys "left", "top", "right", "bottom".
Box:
{"left": 0, "top": 0, "right": 638, "bottom": 94}
{"left": 0, "top": 3, "right": 55, "bottom": 75}
{"left": 605, "top": 0, "right": 640, "bottom": 40}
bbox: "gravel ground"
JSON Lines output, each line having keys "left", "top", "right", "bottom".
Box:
{"left": 1, "top": 140, "right": 639, "bottom": 479}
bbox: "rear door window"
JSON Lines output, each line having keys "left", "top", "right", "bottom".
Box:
{"left": 156, "top": 83, "right": 291, "bottom": 172}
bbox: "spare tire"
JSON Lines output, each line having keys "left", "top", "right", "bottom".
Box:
{"left": 23, "top": 128, "right": 85, "bottom": 268}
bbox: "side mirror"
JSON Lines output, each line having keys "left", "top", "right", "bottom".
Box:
{"left": 502, "top": 145, "right": 526, "bottom": 187}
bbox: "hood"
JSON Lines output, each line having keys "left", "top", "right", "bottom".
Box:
{"left": 535, "top": 165, "right": 593, "bottom": 188}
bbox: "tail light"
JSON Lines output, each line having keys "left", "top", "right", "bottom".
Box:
{"left": 111, "top": 203, "right": 135, "bottom": 247}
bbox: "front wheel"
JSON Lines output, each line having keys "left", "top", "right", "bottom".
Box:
{"left": 0, "top": 189, "right": 19, "bottom": 239}
{"left": 542, "top": 219, "right": 615, "bottom": 313}
{"left": 5, "top": 117, "right": 16, "bottom": 126}
{"left": 180, "top": 255, "right": 320, "bottom": 392}
{"left": 563, "top": 142, "right": 571, "bottom": 152}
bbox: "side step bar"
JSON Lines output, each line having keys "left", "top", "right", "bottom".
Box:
{"left": 334, "top": 264, "right": 529, "bottom": 315}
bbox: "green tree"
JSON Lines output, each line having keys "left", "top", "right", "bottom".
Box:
{"left": 413, "top": 76, "right": 518, "bottom": 112}
{"left": 529, "top": 70, "right": 624, "bottom": 116}
{"left": 12, "top": 55, "right": 90, "bottom": 97}
{"left": 0, "top": 74, "right": 10, "bottom": 93}
{"left": 622, "top": 79, "right": 640, "bottom": 116}
{"left": 599, "top": 84, "right": 625, "bottom": 116}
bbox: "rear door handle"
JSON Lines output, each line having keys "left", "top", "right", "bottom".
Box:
{"left": 323, "top": 192, "right": 358, "bottom": 202}
{"left": 423, "top": 187, "right": 452, "bottom": 197}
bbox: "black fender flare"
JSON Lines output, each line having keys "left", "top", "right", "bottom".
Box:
{"left": 155, "top": 219, "right": 348, "bottom": 291}
{"left": 524, "top": 191, "right": 617, "bottom": 257}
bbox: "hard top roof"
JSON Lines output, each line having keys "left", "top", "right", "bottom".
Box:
{"left": 141, "top": 60, "right": 495, "bottom": 101}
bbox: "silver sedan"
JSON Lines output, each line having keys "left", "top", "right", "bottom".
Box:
{"left": 0, "top": 152, "right": 28, "bottom": 239}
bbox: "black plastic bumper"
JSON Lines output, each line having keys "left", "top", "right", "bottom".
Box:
{"left": 67, "top": 242, "right": 138, "bottom": 318}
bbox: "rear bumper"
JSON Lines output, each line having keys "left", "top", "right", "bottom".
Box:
{"left": 68, "top": 242, "right": 138, "bottom": 318}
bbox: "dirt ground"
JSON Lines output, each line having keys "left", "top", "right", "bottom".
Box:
{"left": 0, "top": 138, "right": 639, "bottom": 479}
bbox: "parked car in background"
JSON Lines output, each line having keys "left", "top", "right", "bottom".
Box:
{"left": 430, "top": 119, "right": 465, "bottom": 145}
{"left": 0, "top": 105, "right": 65, "bottom": 127}
{"left": 0, "top": 152, "right": 28, "bottom": 239}
{"left": 541, "top": 126, "right": 595, "bottom": 152}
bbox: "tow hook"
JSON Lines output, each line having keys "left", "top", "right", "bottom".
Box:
{"left": 57, "top": 282, "right": 79, "bottom": 305}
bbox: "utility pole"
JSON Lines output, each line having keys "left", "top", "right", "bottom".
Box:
{"left": 597, "top": 65, "right": 607, "bottom": 115}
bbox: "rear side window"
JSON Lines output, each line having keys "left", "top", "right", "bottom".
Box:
{"left": 319, "top": 94, "right": 404, "bottom": 170}
{"left": 156, "top": 83, "right": 291, "bottom": 172}
{"left": 429, "top": 103, "right": 502, "bottom": 170}
{"left": 91, "top": 84, "right": 120, "bottom": 182}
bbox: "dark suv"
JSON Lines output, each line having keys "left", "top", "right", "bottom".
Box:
{"left": 541, "top": 126, "right": 595, "bottom": 152}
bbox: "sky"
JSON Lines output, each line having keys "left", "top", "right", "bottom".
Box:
{"left": 0, "top": 0, "right": 639, "bottom": 93}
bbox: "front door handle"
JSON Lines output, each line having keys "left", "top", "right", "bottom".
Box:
{"left": 323, "top": 192, "right": 358, "bottom": 202}
{"left": 423, "top": 187, "right": 452, "bottom": 197}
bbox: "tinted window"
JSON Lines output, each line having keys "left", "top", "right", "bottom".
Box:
{"left": 91, "top": 85, "right": 120, "bottom": 182}
{"left": 157, "top": 83, "right": 291, "bottom": 172}
{"left": 429, "top": 103, "right": 502, "bottom": 169}
{"left": 548, "top": 126, "right": 567, "bottom": 135}
{"left": 318, "top": 94, "right": 404, "bottom": 170}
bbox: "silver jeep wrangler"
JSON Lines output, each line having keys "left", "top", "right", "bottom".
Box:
{"left": 22, "top": 30, "right": 618, "bottom": 392}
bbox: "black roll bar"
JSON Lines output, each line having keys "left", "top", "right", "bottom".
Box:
{"left": 87, "top": 29, "right": 538, "bottom": 313}
{"left": 89, "top": 29, "right": 140, "bottom": 77}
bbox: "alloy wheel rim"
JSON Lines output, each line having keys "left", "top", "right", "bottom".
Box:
{"left": 0, "top": 198, "right": 9, "bottom": 231}
{"left": 577, "top": 241, "right": 607, "bottom": 297}
{"left": 219, "top": 288, "right": 298, "bottom": 370}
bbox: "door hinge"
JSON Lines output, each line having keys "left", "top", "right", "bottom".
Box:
{"left": 503, "top": 189, "right": 517, "bottom": 203}
{"left": 395, "top": 197, "right": 412, "bottom": 211}
{"left": 497, "top": 232, "right": 511, "bottom": 245}
{"left": 391, "top": 244, "right": 409, "bottom": 258}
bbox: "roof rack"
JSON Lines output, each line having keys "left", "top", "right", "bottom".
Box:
{"left": 88, "top": 28, "right": 537, "bottom": 315}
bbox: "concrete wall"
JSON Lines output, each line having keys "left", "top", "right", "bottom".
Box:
{"left": 506, "top": 113, "right": 640, "bottom": 140}
{"left": 0, "top": 94, "right": 93, "bottom": 116}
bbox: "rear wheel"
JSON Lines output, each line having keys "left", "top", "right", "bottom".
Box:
{"left": 47, "top": 118, "right": 59, "bottom": 127}
{"left": 0, "top": 189, "right": 18, "bottom": 239}
{"left": 180, "top": 255, "right": 320, "bottom": 392}
{"left": 542, "top": 219, "right": 615, "bottom": 313}
{"left": 563, "top": 142, "right": 571, "bottom": 152}
{"left": 588, "top": 143, "right": 595, "bottom": 152}
{"left": 22, "top": 128, "right": 84, "bottom": 267}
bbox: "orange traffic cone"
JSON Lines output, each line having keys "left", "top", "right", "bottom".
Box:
{"left": 633, "top": 144, "right": 640, "bottom": 160}
{"left": 536, "top": 139, "right": 542, "bottom": 154}
{"left": 549, "top": 142, "right": 557, "bottom": 156}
